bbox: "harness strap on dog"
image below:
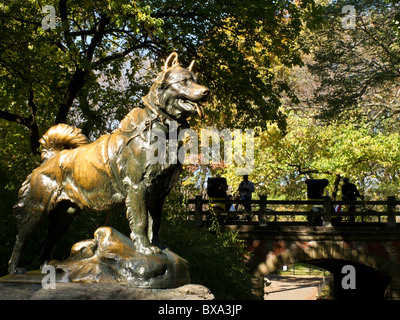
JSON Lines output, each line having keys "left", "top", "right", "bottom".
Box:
{"left": 124, "top": 114, "right": 162, "bottom": 147}
{"left": 107, "top": 135, "right": 126, "bottom": 196}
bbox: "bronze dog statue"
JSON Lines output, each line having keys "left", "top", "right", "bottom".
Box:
{"left": 8, "top": 52, "right": 210, "bottom": 274}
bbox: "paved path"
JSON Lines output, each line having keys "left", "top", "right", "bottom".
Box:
{"left": 264, "top": 275, "right": 326, "bottom": 300}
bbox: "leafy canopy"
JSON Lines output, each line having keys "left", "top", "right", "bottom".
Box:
{"left": 0, "top": 0, "right": 318, "bottom": 189}
{"left": 304, "top": 0, "right": 400, "bottom": 121}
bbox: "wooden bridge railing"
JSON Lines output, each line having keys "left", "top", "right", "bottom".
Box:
{"left": 187, "top": 195, "right": 400, "bottom": 227}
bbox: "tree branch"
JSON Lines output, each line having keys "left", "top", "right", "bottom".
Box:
{"left": 0, "top": 89, "right": 40, "bottom": 154}
{"left": 94, "top": 41, "right": 151, "bottom": 66}
{"left": 0, "top": 109, "right": 29, "bottom": 126}
{"left": 55, "top": 12, "right": 110, "bottom": 124}
{"left": 59, "top": 0, "right": 73, "bottom": 48}
{"left": 55, "top": 68, "right": 86, "bottom": 124}
{"left": 85, "top": 14, "right": 109, "bottom": 61}
{"left": 286, "top": 163, "right": 332, "bottom": 176}
{"left": 27, "top": 89, "right": 40, "bottom": 155}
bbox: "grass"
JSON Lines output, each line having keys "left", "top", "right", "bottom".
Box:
{"left": 274, "top": 263, "right": 331, "bottom": 277}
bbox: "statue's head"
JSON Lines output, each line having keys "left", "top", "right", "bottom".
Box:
{"left": 143, "top": 52, "right": 210, "bottom": 123}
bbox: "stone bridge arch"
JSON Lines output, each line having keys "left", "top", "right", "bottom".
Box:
{"left": 253, "top": 241, "right": 400, "bottom": 299}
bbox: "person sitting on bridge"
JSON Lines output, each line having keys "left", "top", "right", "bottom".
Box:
{"left": 238, "top": 175, "right": 255, "bottom": 211}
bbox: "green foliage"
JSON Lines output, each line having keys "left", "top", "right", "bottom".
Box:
{"left": 197, "top": 0, "right": 320, "bottom": 130}
{"left": 221, "top": 114, "right": 400, "bottom": 201}
{"left": 160, "top": 210, "right": 254, "bottom": 299}
{"left": 0, "top": 121, "right": 40, "bottom": 191}
{"left": 0, "top": 182, "right": 17, "bottom": 275}
{"left": 0, "top": 0, "right": 319, "bottom": 171}
{"left": 304, "top": 0, "right": 400, "bottom": 120}
{"left": 162, "top": 221, "right": 254, "bottom": 300}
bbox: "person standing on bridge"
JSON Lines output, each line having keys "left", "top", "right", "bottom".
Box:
{"left": 342, "top": 178, "right": 363, "bottom": 222}
{"left": 238, "top": 175, "right": 255, "bottom": 211}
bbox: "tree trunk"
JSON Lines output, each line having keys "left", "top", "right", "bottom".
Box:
{"left": 55, "top": 68, "right": 87, "bottom": 125}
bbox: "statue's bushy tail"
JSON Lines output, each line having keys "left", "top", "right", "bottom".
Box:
{"left": 39, "top": 124, "right": 90, "bottom": 161}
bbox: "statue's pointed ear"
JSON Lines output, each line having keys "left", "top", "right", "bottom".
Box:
{"left": 164, "top": 52, "right": 179, "bottom": 70}
{"left": 188, "top": 60, "right": 195, "bottom": 71}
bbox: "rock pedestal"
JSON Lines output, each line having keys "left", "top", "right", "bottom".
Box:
{"left": 0, "top": 227, "right": 214, "bottom": 300}
{"left": 0, "top": 282, "right": 214, "bottom": 300}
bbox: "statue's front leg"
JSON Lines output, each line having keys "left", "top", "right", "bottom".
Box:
{"left": 126, "top": 189, "right": 161, "bottom": 255}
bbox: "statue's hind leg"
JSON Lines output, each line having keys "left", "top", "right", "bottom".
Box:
{"left": 8, "top": 208, "right": 45, "bottom": 274}
{"left": 40, "top": 201, "right": 79, "bottom": 264}
{"left": 148, "top": 198, "right": 165, "bottom": 247}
